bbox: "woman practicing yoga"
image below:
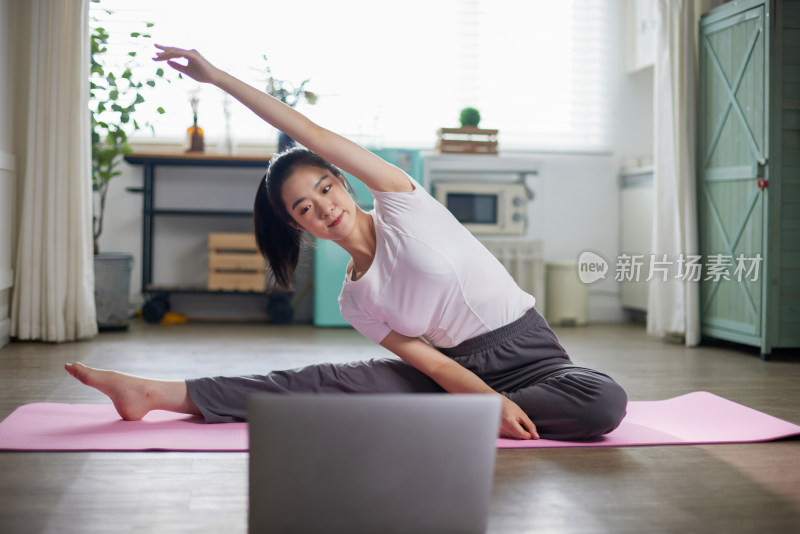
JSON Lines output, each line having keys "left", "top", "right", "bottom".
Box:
{"left": 66, "top": 45, "right": 627, "bottom": 440}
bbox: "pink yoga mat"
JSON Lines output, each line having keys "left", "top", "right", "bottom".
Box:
{"left": 498, "top": 391, "right": 800, "bottom": 448}
{"left": 0, "top": 392, "right": 798, "bottom": 452}
{"left": 0, "top": 404, "right": 248, "bottom": 452}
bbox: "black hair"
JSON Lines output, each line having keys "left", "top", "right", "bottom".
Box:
{"left": 253, "top": 147, "right": 348, "bottom": 288}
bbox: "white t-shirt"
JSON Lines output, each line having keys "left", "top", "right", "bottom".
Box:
{"left": 338, "top": 177, "right": 535, "bottom": 348}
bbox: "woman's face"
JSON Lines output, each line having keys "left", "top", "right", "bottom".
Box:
{"left": 280, "top": 164, "right": 357, "bottom": 241}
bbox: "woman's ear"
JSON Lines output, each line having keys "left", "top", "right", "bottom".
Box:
{"left": 287, "top": 219, "right": 304, "bottom": 231}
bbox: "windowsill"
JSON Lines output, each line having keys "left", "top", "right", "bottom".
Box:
{"left": 128, "top": 139, "right": 277, "bottom": 158}
{"left": 129, "top": 138, "right": 616, "bottom": 159}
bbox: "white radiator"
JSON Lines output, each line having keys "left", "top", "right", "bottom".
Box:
{"left": 479, "top": 238, "right": 546, "bottom": 316}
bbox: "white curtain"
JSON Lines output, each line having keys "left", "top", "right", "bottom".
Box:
{"left": 647, "top": 0, "right": 701, "bottom": 346}
{"left": 11, "top": 0, "right": 97, "bottom": 342}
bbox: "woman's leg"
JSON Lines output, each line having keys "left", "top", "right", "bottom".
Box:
{"left": 66, "top": 358, "right": 444, "bottom": 423}
{"left": 187, "top": 358, "right": 444, "bottom": 423}
{"left": 65, "top": 363, "right": 201, "bottom": 421}
{"left": 503, "top": 368, "right": 628, "bottom": 441}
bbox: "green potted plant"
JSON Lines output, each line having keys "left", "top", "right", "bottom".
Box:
{"left": 261, "top": 55, "right": 317, "bottom": 151}
{"left": 90, "top": 1, "right": 168, "bottom": 329}
{"left": 459, "top": 107, "right": 482, "bottom": 128}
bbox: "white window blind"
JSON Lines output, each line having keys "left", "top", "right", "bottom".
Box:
{"left": 91, "top": 0, "right": 613, "bottom": 152}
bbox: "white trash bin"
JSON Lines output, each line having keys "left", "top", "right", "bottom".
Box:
{"left": 545, "top": 260, "right": 588, "bottom": 326}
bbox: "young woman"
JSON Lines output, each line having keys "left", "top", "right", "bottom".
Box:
{"left": 66, "top": 45, "right": 627, "bottom": 441}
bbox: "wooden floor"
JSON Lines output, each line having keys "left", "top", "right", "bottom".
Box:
{"left": 0, "top": 319, "right": 798, "bottom": 533}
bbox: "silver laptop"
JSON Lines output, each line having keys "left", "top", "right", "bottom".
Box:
{"left": 247, "top": 394, "right": 501, "bottom": 534}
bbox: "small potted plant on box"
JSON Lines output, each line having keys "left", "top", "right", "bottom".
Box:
{"left": 459, "top": 107, "right": 481, "bottom": 128}
{"left": 436, "top": 107, "right": 498, "bottom": 154}
{"left": 90, "top": 1, "right": 169, "bottom": 328}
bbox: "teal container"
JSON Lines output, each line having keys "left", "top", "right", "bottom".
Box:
{"left": 313, "top": 238, "right": 353, "bottom": 326}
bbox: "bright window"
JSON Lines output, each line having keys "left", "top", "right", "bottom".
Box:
{"left": 91, "top": 0, "right": 613, "bottom": 151}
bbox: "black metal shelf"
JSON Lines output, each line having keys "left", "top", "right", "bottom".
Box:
{"left": 124, "top": 152, "right": 273, "bottom": 322}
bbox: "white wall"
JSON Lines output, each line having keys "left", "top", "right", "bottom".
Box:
{"left": 100, "top": 1, "right": 654, "bottom": 324}
{"left": 525, "top": 153, "right": 628, "bottom": 323}
{"left": 0, "top": 0, "right": 17, "bottom": 347}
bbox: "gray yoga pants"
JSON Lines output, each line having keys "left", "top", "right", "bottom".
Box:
{"left": 186, "top": 307, "right": 628, "bottom": 441}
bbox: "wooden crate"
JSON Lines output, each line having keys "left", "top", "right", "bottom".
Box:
{"left": 436, "top": 127, "right": 499, "bottom": 154}
{"left": 208, "top": 233, "right": 259, "bottom": 251}
{"left": 207, "top": 233, "right": 266, "bottom": 291}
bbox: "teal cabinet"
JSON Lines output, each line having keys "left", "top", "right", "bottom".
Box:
{"left": 698, "top": 0, "right": 800, "bottom": 358}
{"left": 313, "top": 238, "right": 356, "bottom": 327}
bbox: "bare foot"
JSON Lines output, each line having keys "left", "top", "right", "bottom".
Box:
{"left": 65, "top": 363, "right": 157, "bottom": 421}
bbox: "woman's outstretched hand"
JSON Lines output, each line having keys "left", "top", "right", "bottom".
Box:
{"left": 499, "top": 396, "right": 540, "bottom": 440}
{"left": 153, "top": 45, "right": 221, "bottom": 84}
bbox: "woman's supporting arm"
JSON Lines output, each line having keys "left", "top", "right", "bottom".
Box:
{"left": 154, "top": 45, "right": 411, "bottom": 193}
{"left": 380, "top": 331, "right": 539, "bottom": 440}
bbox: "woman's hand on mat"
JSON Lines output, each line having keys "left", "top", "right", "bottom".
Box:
{"left": 499, "top": 396, "right": 539, "bottom": 440}
{"left": 153, "top": 45, "right": 221, "bottom": 84}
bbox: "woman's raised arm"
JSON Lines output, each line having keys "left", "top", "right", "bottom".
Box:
{"left": 154, "top": 45, "right": 411, "bottom": 193}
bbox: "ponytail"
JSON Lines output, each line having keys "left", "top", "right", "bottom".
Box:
{"left": 253, "top": 174, "right": 302, "bottom": 288}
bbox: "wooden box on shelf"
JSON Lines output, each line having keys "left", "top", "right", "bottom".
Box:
{"left": 207, "top": 232, "right": 266, "bottom": 291}
{"left": 436, "top": 127, "right": 499, "bottom": 154}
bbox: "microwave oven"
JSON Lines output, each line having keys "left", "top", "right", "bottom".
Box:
{"left": 433, "top": 182, "right": 528, "bottom": 235}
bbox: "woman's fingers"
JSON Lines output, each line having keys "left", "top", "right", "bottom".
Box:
{"left": 153, "top": 44, "right": 189, "bottom": 59}
{"left": 152, "top": 45, "right": 219, "bottom": 84}
{"left": 153, "top": 45, "right": 197, "bottom": 67}
{"left": 499, "top": 396, "right": 539, "bottom": 440}
{"left": 513, "top": 420, "right": 532, "bottom": 440}
{"left": 500, "top": 396, "right": 539, "bottom": 439}
{"left": 521, "top": 413, "right": 540, "bottom": 439}
{"left": 502, "top": 419, "right": 530, "bottom": 440}
{"left": 499, "top": 413, "right": 528, "bottom": 439}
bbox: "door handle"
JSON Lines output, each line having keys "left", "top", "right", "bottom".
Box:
{"left": 756, "top": 159, "right": 768, "bottom": 191}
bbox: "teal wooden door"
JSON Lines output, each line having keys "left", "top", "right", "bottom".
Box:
{"left": 698, "top": 1, "right": 768, "bottom": 346}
